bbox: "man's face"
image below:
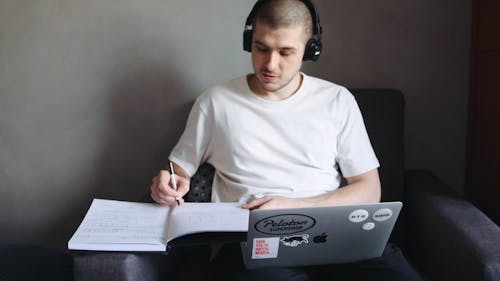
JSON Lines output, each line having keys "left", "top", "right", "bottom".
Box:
{"left": 250, "top": 21, "right": 307, "bottom": 98}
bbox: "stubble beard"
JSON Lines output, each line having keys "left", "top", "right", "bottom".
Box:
{"left": 256, "top": 70, "right": 300, "bottom": 96}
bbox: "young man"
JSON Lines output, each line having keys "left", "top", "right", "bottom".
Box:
{"left": 151, "top": 0, "right": 420, "bottom": 280}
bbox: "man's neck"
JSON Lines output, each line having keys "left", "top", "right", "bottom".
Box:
{"left": 248, "top": 73, "right": 303, "bottom": 101}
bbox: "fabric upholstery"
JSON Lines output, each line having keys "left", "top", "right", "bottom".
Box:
{"left": 0, "top": 245, "right": 73, "bottom": 281}
{"left": 350, "top": 89, "right": 405, "bottom": 203}
{"left": 184, "top": 163, "right": 214, "bottom": 202}
{"left": 405, "top": 170, "right": 500, "bottom": 281}
{"left": 72, "top": 251, "right": 178, "bottom": 281}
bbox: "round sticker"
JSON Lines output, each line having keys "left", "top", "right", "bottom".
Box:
{"left": 373, "top": 208, "right": 393, "bottom": 222}
{"left": 362, "top": 222, "right": 376, "bottom": 231}
{"left": 348, "top": 209, "right": 369, "bottom": 223}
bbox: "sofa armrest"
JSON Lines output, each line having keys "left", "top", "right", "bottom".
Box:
{"left": 404, "top": 170, "right": 500, "bottom": 281}
{"left": 72, "top": 251, "right": 178, "bottom": 281}
{"left": 1, "top": 245, "right": 73, "bottom": 281}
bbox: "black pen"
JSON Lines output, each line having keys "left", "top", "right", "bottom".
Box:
{"left": 169, "top": 162, "right": 181, "bottom": 206}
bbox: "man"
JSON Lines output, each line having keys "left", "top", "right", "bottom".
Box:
{"left": 151, "top": 1, "right": 420, "bottom": 280}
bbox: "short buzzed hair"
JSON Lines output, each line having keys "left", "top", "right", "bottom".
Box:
{"left": 253, "top": 0, "right": 313, "bottom": 41}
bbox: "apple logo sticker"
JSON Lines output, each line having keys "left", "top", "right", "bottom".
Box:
{"left": 313, "top": 232, "right": 328, "bottom": 243}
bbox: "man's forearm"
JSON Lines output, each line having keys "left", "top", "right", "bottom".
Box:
{"left": 303, "top": 169, "right": 381, "bottom": 207}
{"left": 242, "top": 169, "right": 381, "bottom": 210}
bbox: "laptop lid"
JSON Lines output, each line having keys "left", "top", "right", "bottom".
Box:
{"left": 241, "top": 202, "right": 402, "bottom": 269}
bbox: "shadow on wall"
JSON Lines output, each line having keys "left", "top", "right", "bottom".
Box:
{"left": 45, "top": 60, "right": 193, "bottom": 248}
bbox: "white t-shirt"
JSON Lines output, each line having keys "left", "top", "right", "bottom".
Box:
{"left": 169, "top": 73, "right": 379, "bottom": 202}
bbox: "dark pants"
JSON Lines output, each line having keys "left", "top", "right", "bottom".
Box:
{"left": 174, "top": 243, "right": 422, "bottom": 281}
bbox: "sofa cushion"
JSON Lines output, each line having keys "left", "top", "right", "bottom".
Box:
{"left": 351, "top": 89, "right": 405, "bottom": 202}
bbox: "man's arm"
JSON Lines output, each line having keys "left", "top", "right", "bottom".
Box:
{"left": 150, "top": 162, "right": 191, "bottom": 206}
{"left": 242, "top": 168, "right": 381, "bottom": 210}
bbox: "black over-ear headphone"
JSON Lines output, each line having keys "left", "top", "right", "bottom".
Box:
{"left": 243, "top": 0, "right": 323, "bottom": 62}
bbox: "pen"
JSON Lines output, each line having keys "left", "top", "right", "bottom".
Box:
{"left": 169, "top": 162, "right": 181, "bottom": 206}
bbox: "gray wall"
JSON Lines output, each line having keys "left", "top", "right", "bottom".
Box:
{"left": 0, "top": 0, "right": 471, "bottom": 248}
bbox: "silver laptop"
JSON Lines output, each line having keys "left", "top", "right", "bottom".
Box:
{"left": 241, "top": 202, "right": 402, "bottom": 269}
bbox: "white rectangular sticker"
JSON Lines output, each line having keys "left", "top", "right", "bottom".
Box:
{"left": 251, "top": 237, "right": 280, "bottom": 259}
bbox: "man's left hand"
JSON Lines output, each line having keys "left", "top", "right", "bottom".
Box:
{"left": 242, "top": 196, "right": 308, "bottom": 210}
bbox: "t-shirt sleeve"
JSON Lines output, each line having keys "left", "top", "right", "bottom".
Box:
{"left": 335, "top": 89, "right": 380, "bottom": 178}
{"left": 169, "top": 97, "right": 212, "bottom": 177}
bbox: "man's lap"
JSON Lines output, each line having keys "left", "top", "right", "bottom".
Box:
{"left": 305, "top": 243, "right": 421, "bottom": 281}
{"left": 174, "top": 243, "right": 421, "bottom": 281}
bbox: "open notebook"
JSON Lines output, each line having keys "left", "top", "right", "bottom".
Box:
{"left": 68, "top": 199, "right": 249, "bottom": 252}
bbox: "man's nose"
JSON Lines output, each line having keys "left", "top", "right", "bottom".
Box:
{"left": 264, "top": 51, "right": 280, "bottom": 70}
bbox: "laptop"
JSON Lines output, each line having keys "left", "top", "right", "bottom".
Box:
{"left": 241, "top": 201, "right": 402, "bottom": 269}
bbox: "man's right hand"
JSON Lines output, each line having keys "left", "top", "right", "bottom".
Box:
{"left": 150, "top": 168, "right": 190, "bottom": 206}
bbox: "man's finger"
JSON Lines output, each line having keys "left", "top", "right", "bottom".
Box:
{"left": 242, "top": 196, "right": 271, "bottom": 209}
{"left": 177, "top": 178, "right": 190, "bottom": 196}
{"left": 158, "top": 170, "right": 171, "bottom": 189}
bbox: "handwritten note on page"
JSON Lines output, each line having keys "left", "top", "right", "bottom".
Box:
{"left": 68, "top": 199, "right": 169, "bottom": 251}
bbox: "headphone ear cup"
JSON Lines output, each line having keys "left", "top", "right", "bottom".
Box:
{"left": 243, "top": 30, "right": 253, "bottom": 52}
{"left": 303, "top": 37, "right": 322, "bottom": 61}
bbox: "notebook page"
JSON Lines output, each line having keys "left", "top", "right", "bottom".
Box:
{"left": 166, "top": 202, "right": 249, "bottom": 242}
{"left": 68, "top": 199, "right": 169, "bottom": 251}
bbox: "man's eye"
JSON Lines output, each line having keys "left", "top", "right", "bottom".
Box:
{"left": 256, "top": 46, "right": 268, "bottom": 52}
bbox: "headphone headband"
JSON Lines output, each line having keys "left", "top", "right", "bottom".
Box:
{"left": 243, "top": 0, "right": 322, "bottom": 61}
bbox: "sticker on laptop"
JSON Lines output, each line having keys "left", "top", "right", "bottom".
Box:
{"left": 280, "top": 234, "right": 310, "bottom": 247}
{"left": 254, "top": 214, "right": 316, "bottom": 235}
{"left": 373, "top": 208, "right": 393, "bottom": 222}
{"left": 312, "top": 232, "right": 328, "bottom": 243}
{"left": 348, "top": 209, "right": 369, "bottom": 223}
{"left": 252, "top": 237, "right": 280, "bottom": 259}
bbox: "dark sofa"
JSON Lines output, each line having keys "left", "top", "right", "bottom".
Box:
{"left": 70, "top": 88, "right": 500, "bottom": 281}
